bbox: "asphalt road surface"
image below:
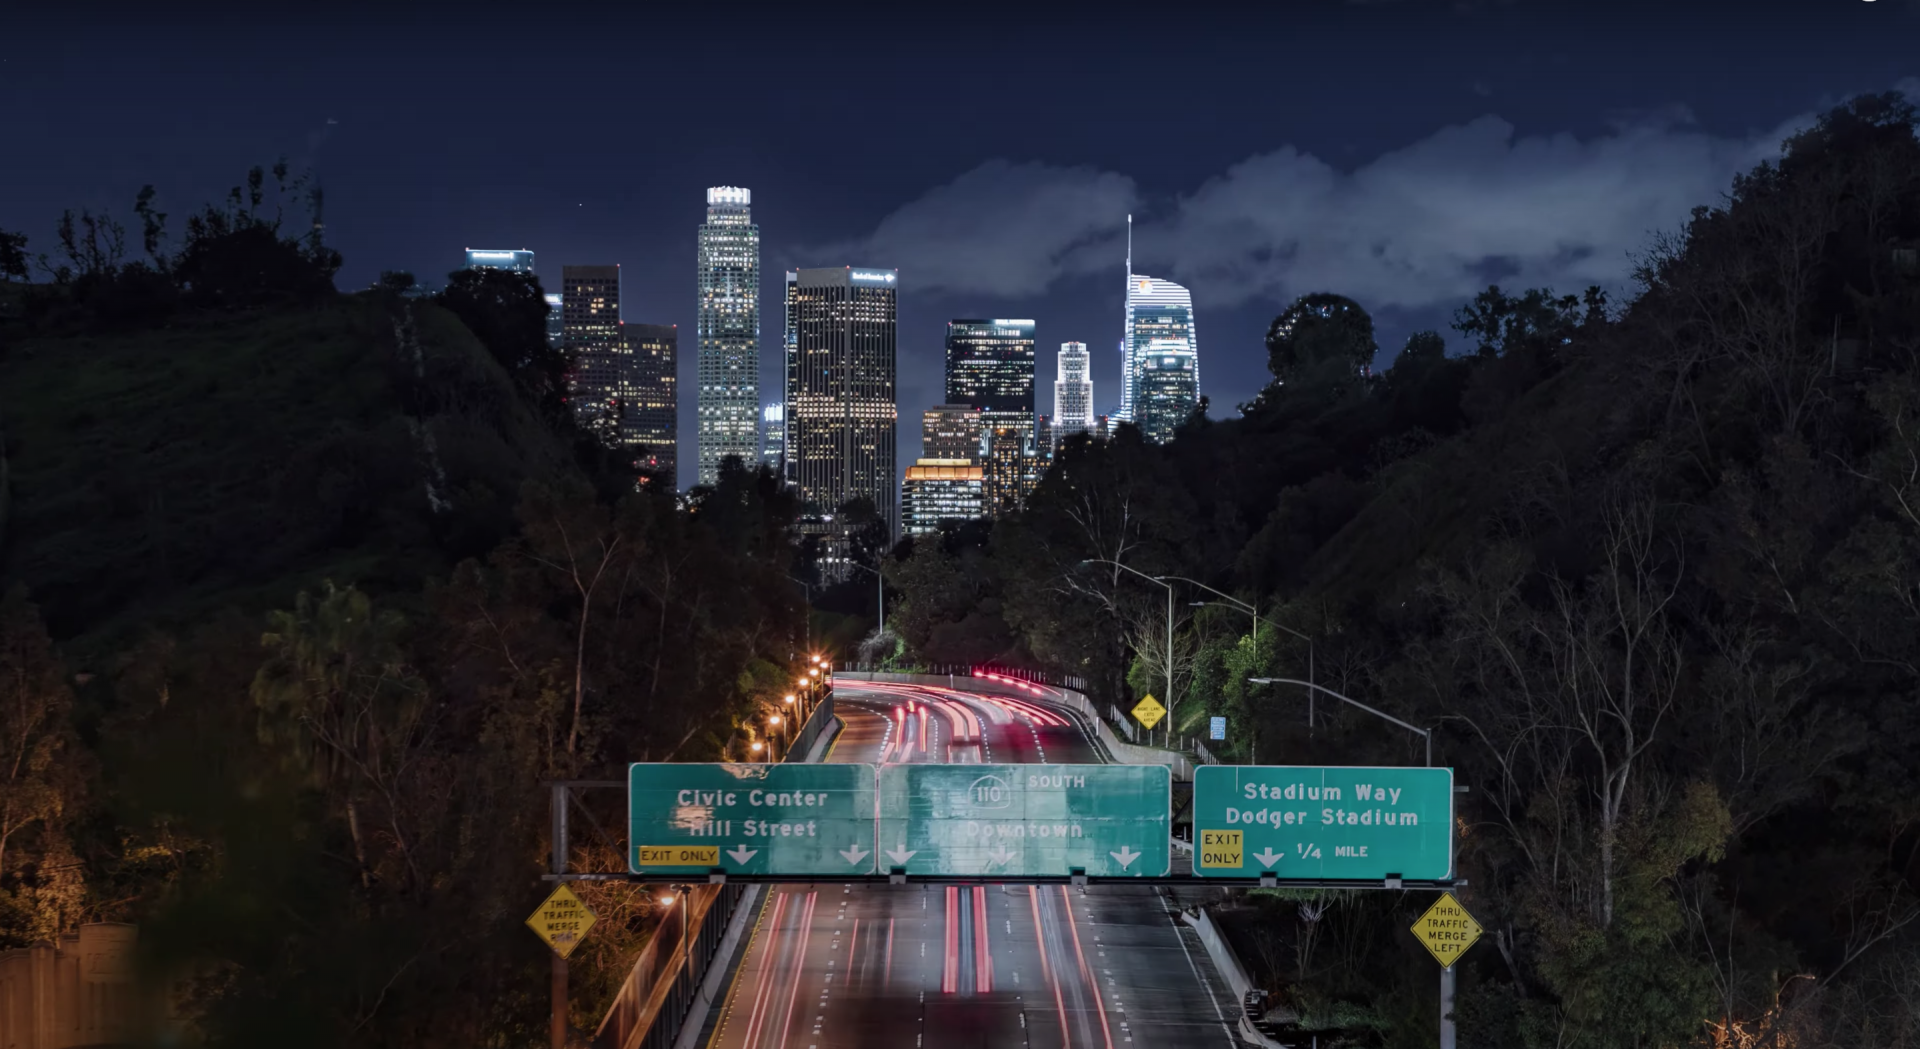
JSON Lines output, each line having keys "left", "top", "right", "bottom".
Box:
{"left": 706, "top": 680, "right": 1248, "bottom": 1049}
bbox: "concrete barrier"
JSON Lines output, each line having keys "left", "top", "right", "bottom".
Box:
{"left": 833, "top": 671, "right": 1197, "bottom": 781}
{"left": 1181, "top": 908, "right": 1292, "bottom": 1049}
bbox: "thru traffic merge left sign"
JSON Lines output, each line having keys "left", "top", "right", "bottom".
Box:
{"left": 1411, "top": 892, "right": 1482, "bottom": 968}
{"left": 526, "top": 884, "right": 597, "bottom": 959}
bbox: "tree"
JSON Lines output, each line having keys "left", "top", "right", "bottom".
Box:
{"left": 1264, "top": 293, "right": 1379, "bottom": 383}
{"left": 434, "top": 267, "right": 570, "bottom": 424}
{"left": 0, "top": 587, "right": 86, "bottom": 946}
{"left": 0, "top": 229, "right": 27, "bottom": 282}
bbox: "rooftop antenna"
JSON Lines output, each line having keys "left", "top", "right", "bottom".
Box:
{"left": 1126, "top": 213, "right": 1133, "bottom": 281}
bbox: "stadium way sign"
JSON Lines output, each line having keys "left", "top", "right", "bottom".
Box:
{"left": 877, "top": 764, "right": 1170, "bottom": 877}
{"left": 1193, "top": 765, "right": 1453, "bottom": 880}
{"left": 628, "top": 764, "right": 877, "bottom": 876}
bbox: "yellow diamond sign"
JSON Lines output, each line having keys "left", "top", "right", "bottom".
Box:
{"left": 1411, "top": 892, "right": 1481, "bottom": 968}
{"left": 527, "top": 884, "right": 598, "bottom": 959}
{"left": 1131, "top": 694, "right": 1167, "bottom": 730}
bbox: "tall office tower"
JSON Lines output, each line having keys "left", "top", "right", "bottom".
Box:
{"left": 1116, "top": 215, "right": 1200, "bottom": 437}
{"left": 787, "top": 267, "right": 899, "bottom": 537}
{"left": 622, "top": 322, "right": 678, "bottom": 483}
{"left": 562, "top": 265, "right": 623, "bottom": 440}
{"left": 946, "top": 319, "right": 1036, "bottom": 516}
{"left": 761, "top": 403, "right": 786, "bottom": 475}
{"left": 544, "top": 293, "right": 564, "bottom": 350}
{"left": 1134, "top": 343, "right": 1199, "bottom": 444}
{"left": 466, "top": 248, "right": 535, "bottom": 273}
{"left": 945, "top": 319, "right": 1036, "bottom": 414}
{"left": 783, "top": 271, "right": 799, "bottom": 482}
{"left": 922, "top": 404, "right": 984, "bottom": 462}
{"left": 696, "top": 187, "right": 760, "bottom": 486}
{"left": 1052, "top": 341, "right": 1092, "bottom": 446}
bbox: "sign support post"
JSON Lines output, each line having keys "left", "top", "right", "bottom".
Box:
{"left": 1440, "top": 965, "right": 1456, "bottom": 1049}
{"left": 550, "top": 783, "right": 568, "bottom": 1049}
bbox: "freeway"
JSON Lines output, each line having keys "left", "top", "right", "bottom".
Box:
{"left": 706, "top": 679, "right": 1248, "bottom": 1049}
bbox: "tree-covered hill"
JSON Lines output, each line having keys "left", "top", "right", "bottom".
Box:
{"left": 1, "top": 291, "right": 572, "bottom": 650}
{"left": 887, "top": 91, "right": 1920, "bottom": 1047}
{"left": 0, "top": 170, "right": 810, "bottom": 1046}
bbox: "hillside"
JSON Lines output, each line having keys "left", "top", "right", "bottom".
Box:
{"left": 0, "top": 291, "right": 573, "bottom": 650}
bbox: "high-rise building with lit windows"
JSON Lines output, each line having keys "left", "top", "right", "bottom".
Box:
{"left": 1134, "top": 341, "right": 1198, "bottom": 444}
{"left": 562, "top": 265, "right": 623, "bottom": 441}
{"left": 945, "top": 319, "right": 1036, "bottom": 413}
{"left": 622, "top": 322, "right": 677, "bottom": 483}
{"left": 544, "top": 293, "right": 563, "bottom": 350}
{"left": 1052, "top": 341, "right": 1092, "bottom": 446}
{"left": 761, "top": 403, "right": 785, "bottom": 475}
{"left": 1116, "top": 215, "right": 1200, "bottom": 441}
{"left": 902, "top": 461, "right": 986, "bottom": 535}
{"left": 786, "top": 267, "right": 899, "bottom": 537}
{"left": 466, "top": 248, "right": 535, "bottom": 273}
{"left": 697, "top": 187, "right": 760, "bottom": 486}
{"left": 922, "top": 404, "right": 984, "bottom": 462}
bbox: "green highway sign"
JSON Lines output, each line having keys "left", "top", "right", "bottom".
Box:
{"left": 1193, "top": 766, "right": 1453, "bottom": 880}
{"left": 628, "top": 763, "right": 877, "bottom": 876}
{"left": 877, "top": 764, "right": 1170, "bottom": 877}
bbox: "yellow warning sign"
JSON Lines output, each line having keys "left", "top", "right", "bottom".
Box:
{"left": 526, "top": 884, "right": 598, "bottom": 959}
{"left": 1410, "top": 892, "right": 1482, "bottom": 968}
{"left": 636, "top": 845, "right": 720, "bottom": 866}
{"left": 1132, "top": 694, "right": 1167, "bottom": 730}
{"left": 1199, "top": 829, "right": 1243, "bottom": 868}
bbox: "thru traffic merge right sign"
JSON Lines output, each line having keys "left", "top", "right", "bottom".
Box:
{"left": 1411, "top": 892, "right": 1482, "bottom": 968}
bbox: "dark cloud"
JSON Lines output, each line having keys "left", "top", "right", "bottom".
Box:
{"left": 810, "top": 98, "right": 1848, "bottom": 316}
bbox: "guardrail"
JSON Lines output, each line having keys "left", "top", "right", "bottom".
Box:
{"left": 1108, "top": 704, "right": 1137, "bottom": 743}
{"left": 838, "top": 662, "right": 1088, "bottom": 693}
{"left": 592, "top": 692, "right": 838, "bottom": 1049}
{"left": 1193, "top": 738, "right": 1221, "bottom": 766}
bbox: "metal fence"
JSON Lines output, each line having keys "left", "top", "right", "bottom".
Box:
{"left": 592, "top": 690, "right": 837, "bottom": 1049}
{"left": 1108, "top": 704, "right": 1138, "bottom": 742}
{"left": 1192, "top": 737, "right": 1221, "bottom": 766}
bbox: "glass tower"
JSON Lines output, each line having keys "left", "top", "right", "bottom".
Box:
{"left": 787, "top": 267, "right": 899, "bottom": 537}
{"left": 562, "top": 265, "right": 623, "bottom": 443}
{"left": 1052, "top": 341, "right": 1093, "bottom": 446}
{"left": 622, "top": 322, "right": 678, "bottom": 484}
{"left": 944, "top": 319, "right": 1036, "bottom": 413}
{"left": 696, "top": 187, "right": 760, "bottom": 487}
{"left": 1116, "top": 215, "right": 1200, "bottom": 438}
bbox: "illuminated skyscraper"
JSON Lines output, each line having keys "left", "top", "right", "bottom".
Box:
{"left": 544, "top": 293, "right": 563, "bottom": 350}
{"left": 1116, "top": 216, "right": 1200, "bottom": 440}
{"left": 761, "top": 403, "right": 785, "bottom": 475}
{"left": 465, "top": 248, "right": 535, "bottom": 273}
{"left": 944, "top": 319, "right": 1036, "bottom": 413}
{"left": 696, "top": 187, "right": 760, "bottom": 486}
{"left": 786, "top": 267, "right": 899, "bottom": 536}
{"left": 1052, "top": 341, "right": 1092, "bottom": 446}
{"left": 922, "top": 404, "right": 984, "bottom": 462}
{"left": 562, "top": 265, "right": 623, "bottom": 441}
{"left": 622, "top": 322, "right": 677, "bottom": 483}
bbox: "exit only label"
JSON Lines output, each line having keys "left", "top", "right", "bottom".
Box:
{"left": 1199, "top": 829, "right": 1242, "bottom": 867}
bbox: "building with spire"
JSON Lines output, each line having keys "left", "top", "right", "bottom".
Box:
{"left": 1116, "top": 215, "right": 1200, "bottom": 442}
{"left": 696, "top": 187, "right": 760, "bottom": 486}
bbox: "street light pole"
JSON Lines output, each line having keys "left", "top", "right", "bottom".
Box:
{"left": 1079, "top": 559, "right": 1177, "bottom": 749}
{"left": 842, "top": 561, "right": 885, "bottom": 639}
{"left": 1246, "top": 677, "right": 1432, "bottom": 767}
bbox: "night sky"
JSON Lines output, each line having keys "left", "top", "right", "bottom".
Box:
{"left": 7, "top": 3, "right": 1917, "bottom": 489}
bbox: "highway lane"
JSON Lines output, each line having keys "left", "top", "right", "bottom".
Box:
{"left": 707, "top": 681, "right": 1247, "bottom": 1049}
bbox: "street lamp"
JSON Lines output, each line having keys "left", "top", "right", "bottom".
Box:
{"left": 788, "top": 576, "right": 815, "bottom": 657}
{"left": 1079, "top": 558, "right": 1177, "bottom": 749}
{"left": 784, "top": 694, "right": 796, "bottom": 705}
{"left": 750, "top": 740, "right": 765, "bottom": 762}
{"left": 840, "top": 561, "right": 886, "bottom": 638}
{"left": 1247, "top": 677, "right": 1432, "bottom": 766}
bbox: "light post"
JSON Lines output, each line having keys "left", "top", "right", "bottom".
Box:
{"left": 659, "top": 885, "right": 691, "bottom": 988}
{"left": 1246, "top": 677, "right": 1432, "bottom": 767}
{"left": 1079, "top": 559, "right": 1177, "bottom": 749}
{"left": 750, "top": 739, "right": 766, "bottom": 763}
{"left": 840, "top": 561, "right": 885, "bottom": 641}
{"left": 787, "top": 576, "right": 815, "bottom": 658}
